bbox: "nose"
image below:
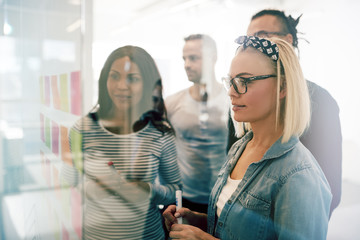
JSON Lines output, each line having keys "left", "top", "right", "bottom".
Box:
{"left": 117, "top": 76, "right": 129, "bottom": 90}
{"left": 184, "top": 58, "right": 191, "bottom": 69}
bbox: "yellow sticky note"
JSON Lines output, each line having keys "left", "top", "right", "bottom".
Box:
{"left": 60, "top": 74, "right": 69, "bottom": 112}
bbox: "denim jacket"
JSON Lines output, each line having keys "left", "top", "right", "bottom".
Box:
{"left": 207, "top": 131, "right": 332, "bottom": 240}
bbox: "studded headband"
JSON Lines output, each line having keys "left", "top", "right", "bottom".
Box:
{"left": 234, "top": 35, "right": 279, "bottom": 61}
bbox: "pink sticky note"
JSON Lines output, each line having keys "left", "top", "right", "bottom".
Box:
{"left": 52, "top": 121, "right": 59, "bottom": 156}
{"left": 45, "top": 117, "right": 51, "bottom": 149}
{"left": 45, "top": 76, "right": 51, "bottom": 107}
{"left": 51, "top": 75, "right": 61, "bottom": 110}
{"left": 70, "top": 71, "right": 81, "bottom": 116}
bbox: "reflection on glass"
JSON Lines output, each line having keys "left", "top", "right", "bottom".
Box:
{"left": 62, "top": 46, "right": 181, "bottom": 239}
{"left": 165, "top": 34, "right": 229, "bottom": 214}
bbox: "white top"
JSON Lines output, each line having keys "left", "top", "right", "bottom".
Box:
{"left": 216, "top": 175, "right": 242, "bottom": 217}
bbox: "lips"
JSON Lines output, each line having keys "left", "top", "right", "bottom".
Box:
{"left": 113, "top": 95, "right": 131, "bottom": 101}
{"left": 186, "top": 70, "right": 195, "bottom": 76}
{"left": 232, "top": 104, "right": 247, "bottom": 111}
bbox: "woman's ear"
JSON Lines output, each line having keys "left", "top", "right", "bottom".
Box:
{"left": 284, "top": 33, "right": 294, "bottom": 46}
{"left": 279, "top": 80, "right": 287, "bottom": 99}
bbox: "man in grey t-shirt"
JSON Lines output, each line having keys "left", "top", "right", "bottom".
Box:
{"left": 166, "top": 34, "right": 229, "bottom": 213}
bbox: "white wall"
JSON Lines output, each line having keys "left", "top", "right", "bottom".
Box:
{"left": 92, "top": 1, "right": 360, "bottom": 238}
{"left": 93, "top": 0, "right": 360, "bottom": 183}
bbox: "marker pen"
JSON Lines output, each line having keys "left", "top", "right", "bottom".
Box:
{"left": 107, "top": 161, "right": 126, "bottom": 182}
{"left": 108, "top": 161, "right": 118, "bottom": 173}
{"left": 176, "top": 190, "right": 183, "bottom": 224}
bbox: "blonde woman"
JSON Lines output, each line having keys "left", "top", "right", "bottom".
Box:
{"left": 163, "top": 36, "right": 331, "bottom": 240}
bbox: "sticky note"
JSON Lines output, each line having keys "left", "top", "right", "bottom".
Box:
{"left": 52, "top": 121, "right": 59, "bottom": 156}
{"left": 45, "top": 117, "right": 51, "bottom": 149}
{"left": 45, "top": 76, "right": 51, "bottom": 107}
{"left": 70, "top": 128, "right": 83, "bottom": 172}
{"left": 51, "top": 75, "right": 61, "bottom": 110}
{"left": 70, "top": 71, "right": 81, "bottom": 116}
{"left": 60, "top": 125, "right": 72, "bottom": 166}
{"left": 60, "top": 74, "right": 69, "bottom": 112}
{"left": 40, "top": 113, "right": 45, "bottom": 142}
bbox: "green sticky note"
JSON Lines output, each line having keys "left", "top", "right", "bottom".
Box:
{"left": 70, "top": 129, "right": 83, "bottom": 172}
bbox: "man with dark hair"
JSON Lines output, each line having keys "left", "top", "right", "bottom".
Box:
{"left": 166, "top": 34, "right": 229, "bottom": 213}
{"left": 228, "top": 9, "right": 342, "bottom": 217}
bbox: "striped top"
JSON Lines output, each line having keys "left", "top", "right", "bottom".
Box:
{"left": 62, "top": 114, "right": 181, "bottom": 240}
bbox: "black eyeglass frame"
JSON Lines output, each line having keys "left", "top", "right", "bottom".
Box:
{"left": 222, "top": 74, "right": 277, "bottom": 94}
{"left": 253, "top": 31, "right": 287, "bottom": 38}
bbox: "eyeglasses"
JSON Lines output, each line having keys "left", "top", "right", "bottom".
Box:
{"left": 253, "top": 31, "right": 287, "bottom": 38}
{"left": 222, "top": 74, "right": 276, "bottom": 94}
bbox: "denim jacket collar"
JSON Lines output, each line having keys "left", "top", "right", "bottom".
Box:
{"left": 229, "top": 131, "right": 299, "bottom": 164}
{"left": 207, "top": 131, "right": 331, "bottom": 239}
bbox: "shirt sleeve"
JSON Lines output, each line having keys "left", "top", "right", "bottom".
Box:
{"left": 274, "top": 166, "right": 332, "bottom": 240}
{"left": 60, "top": 126, "right": 83, "bottom": 187}
{"left": 150, "top": 131, "right": 182, "bottom": 205}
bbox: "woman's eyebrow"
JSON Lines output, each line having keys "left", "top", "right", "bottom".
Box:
{"left": 127, "top": 72, "right": 142, "bottom": 76}
{"left": 109, "top": 70, "right": 141, "bottom": 76}
{"left": 109, "top": 69, "right": 119, "bottom": 73}
{"left": 233, "top": 72, "right": 253, "bottom": 78}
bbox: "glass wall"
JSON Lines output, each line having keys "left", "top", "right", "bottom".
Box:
{"left": 0, "top": 0, "right": 92, "bottom": 239}
{"left": 1, "top": 0, "right": 360, "bottom": 239}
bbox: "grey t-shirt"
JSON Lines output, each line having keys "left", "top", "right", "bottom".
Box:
{"left": 166, "top": 87, "right": 230, "bottom": 204}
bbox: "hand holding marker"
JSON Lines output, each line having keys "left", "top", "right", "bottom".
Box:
{"left": 176, "top": 190, "right": 183, "bottom": 224}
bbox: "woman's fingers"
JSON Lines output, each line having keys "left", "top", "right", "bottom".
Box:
{"left": 163, "top": 205, "right": 177, "bottom": 230}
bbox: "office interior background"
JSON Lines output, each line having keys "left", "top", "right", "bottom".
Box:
{"left": 0, "top": 0, "right": 359, "bottom": 239}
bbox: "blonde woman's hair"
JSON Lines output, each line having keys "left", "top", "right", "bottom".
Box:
{"left": 233, "top": 37, "right": 310, "bottom": 143}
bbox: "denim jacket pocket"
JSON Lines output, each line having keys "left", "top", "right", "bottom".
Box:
{"left": 239, "top": 191, "right": 270, "bottom": 212}
{"left": 222, "top": 191, "right": 271, "bottom": 240}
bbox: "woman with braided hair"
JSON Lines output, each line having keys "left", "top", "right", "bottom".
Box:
{"left": 163, "top": 36, "right": 331, "bottom": 240}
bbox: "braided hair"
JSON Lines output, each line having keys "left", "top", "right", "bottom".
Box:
{"left": 132, "top": 79, "right": 174, "bottom": 134}
{"left": 251, "top": 9, "right": 302, "bottom": 49}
